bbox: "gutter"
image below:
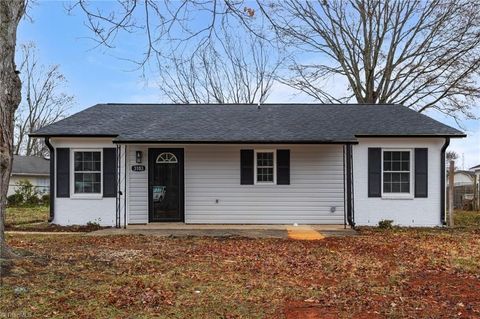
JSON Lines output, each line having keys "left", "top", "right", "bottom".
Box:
{"left": 440, "top": 137, "right": 450, "bottom": 225}
{"left": 45, "top": 137, "right": 55, "bottom": 222}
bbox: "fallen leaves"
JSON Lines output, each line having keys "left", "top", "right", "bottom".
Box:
{"left": 1, "top": 229, "right": 480, "bottom": 318}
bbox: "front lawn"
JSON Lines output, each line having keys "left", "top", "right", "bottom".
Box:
{"left": 2, "top": 229, "right": 480, "bottom": 318}
{"left": 5, "top": 206, "right": 104, "bottom": 232}
{"left": 5, "top": 206, "right": 49, "bottom": 227}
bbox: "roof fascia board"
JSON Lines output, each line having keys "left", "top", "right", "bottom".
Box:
{"left": 112, "top": 140, "right": 359, "bottom": 145}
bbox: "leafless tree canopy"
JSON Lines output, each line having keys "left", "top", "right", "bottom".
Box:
{"left": 14, "top": 43, "right": 73, "bottom": 157}
{"left": 258, "top": 0, "right": 480, "bottom": 119}
{"left": 72, "top": 0, "right": 480, "bottom": 119}
{"left": 68, "top": 1, "right": 251, "bottom": 67}
{"left": 157, "top": 24, "right": 283, "bottom": 104}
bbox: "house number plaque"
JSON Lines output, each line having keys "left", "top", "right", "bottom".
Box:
{"left": 131, "top": 165, "right": 146, "bottom": 172}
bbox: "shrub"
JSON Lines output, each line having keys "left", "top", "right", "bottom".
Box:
{"left": 378, "top": 219, "right": 394, "bottom": 229}
{"left": 24, "top": 195, "right": 40, "bottom": 206}
{"left": 7, "top": 193, "right": 23, "bottom": 207}
{"left": 9, "top": 179, "right": 41, "bottom": 207}
{"left": 41, "top": 194, "right": 50, "bottom": 206}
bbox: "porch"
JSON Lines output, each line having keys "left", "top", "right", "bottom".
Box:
{"left": 114, "top": 143, "right": 355, "bottom": 228}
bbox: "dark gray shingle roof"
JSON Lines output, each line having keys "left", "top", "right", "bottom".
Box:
{"left": 31, "top": 103, "right": 465, "bottom": 143}
{"left": 12, "top": 155, "right": 49, "bottom": 176}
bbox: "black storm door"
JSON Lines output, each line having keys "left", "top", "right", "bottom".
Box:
{"left": 148, "top": 149, "right": 184, "bottom": 222}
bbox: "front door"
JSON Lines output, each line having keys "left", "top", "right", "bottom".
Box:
{"left": 148, "top": 148, "right": 184, "bottom": 222}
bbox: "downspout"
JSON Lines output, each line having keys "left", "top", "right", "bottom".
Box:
{"left": 45, "top": 137, "right": 55, "bottom": 222}
{"left": 346, "top": 144, "right": 355, "bottom": 227}
{"left": 343, "top": 145, "right": 347, "bottom": 229}
{"left": 440, "top": 137, "right": 450, "bottom": 225}
{"left": 124, "top": 144, "right": 127, "bottom": 229}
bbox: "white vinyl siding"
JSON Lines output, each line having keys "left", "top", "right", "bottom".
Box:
{"left": 354, "top": 138, "right": 444, "bottom": 227}
{"left": 127, "top": 144, "right": 345, "bottom": 224}
{"left": 128, "top": 145, "right": 149, "bottom": 224}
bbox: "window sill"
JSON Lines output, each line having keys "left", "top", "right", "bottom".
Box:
{"left": 381, "top": 194, "right": 414, "bottom": 200}
{"left": 70, "top": 194, "right": 104, "bottom": 200}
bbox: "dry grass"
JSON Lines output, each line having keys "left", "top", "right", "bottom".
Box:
{"left": 2, "top": 229, "right": 480, "bottom": 318}
{"left": 5, "top": 206, "right": 49, "bottom": 227}
{"left": 455, "top": 210, "right": 480, "bottom": 228}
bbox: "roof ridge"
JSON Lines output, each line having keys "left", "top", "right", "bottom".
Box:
{"left": 102, "top": 103, "right": 401, "bottom": 106}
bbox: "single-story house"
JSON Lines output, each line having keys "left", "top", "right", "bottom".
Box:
{"left": 8, "top": 155, "right": 50, "bottom": 196}
{"left": 30, "top": 103, "right": 465, "bottom": 227}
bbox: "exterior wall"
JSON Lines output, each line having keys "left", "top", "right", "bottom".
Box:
{"left": 50, "top": 138, "right": 126, "bottom": 227}
{"left": 353, "top": 138, "right": 445, "bottom": 227}
{"left": 127, "top": 144, "right": 345, "bottom": 224}
{"left": 8, "top": 175, "right": 50, "bottom": 196}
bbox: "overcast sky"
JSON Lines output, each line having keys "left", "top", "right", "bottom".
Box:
{"left": 17, "top": 1, "right": 479, "bottom": 168}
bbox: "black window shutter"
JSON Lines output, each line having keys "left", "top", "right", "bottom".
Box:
{"left": 277, "top": 149, "right": 290, "bottom": 185}
{"left": 368, "top": 148, "right": 381, "bottom": 197}
{"left": 103, "top": 148, "right": 117, "bottom": 197}
{"left": 56, "top": 148, "right": 70, "bottom": 198}
{"left": 414, "top": 148, "right": 428, "bottom": 198}
{"left": 240, "top": 149, "right": 254, "bottom": 185}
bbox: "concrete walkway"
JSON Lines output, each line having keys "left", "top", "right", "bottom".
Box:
{"left": 88, "top": 224, "right": 356, "bottom": 240}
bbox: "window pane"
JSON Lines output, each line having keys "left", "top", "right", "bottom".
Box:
{"left": 401, "top": 152, "right": 409, "bottom": 161}
{"left": 83, "top": 161, "right": 93, "bottom": 171}
{"left": 401, "top": 161, "right": 409, "bottom": 171}
{"left": 392, "top": 173, "right": 400, "bottom": 182}
{"left": 402, "top": 182, "right": 410, "bottom": 193}
{"left": 383, "top": 173, "right": 391, "bottom": 183}
{"left": 392, "top": 161, "right": 401, "bottom": 171}
{"left": 383, "top": 182, "right": 391, "bottom": 193}
{"left": 392, "top": 183, "right": 401, "bottom": 192}
{"left": 384, "top": 162, "right": 391, "bottom": 171}
{"left": 94, "top": 160, "right": 101, "bottom": 171}
{"left": 392, "top": 152, "right": 400, "bottom": 160}
{"left": 384, "top": 152, "right": 391, "bottom": 161}
{"left": 400, "top": 173, "right": 409, "bottom": 182}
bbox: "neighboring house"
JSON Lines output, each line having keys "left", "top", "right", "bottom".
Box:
{"left": 447, "top": 170, "right": 475, "bottom": 187}
{"left": 447, "top": 170, "right": 475, "bottom": 209}
{"left": 8, "top": 155, "right": 50, "bottom": 196}
{"left": 30, "top": 103, "right": 465, "bottom": 227}
{"left": 471, "top": 164, "right": 480, "bottom": 184}
{"left": 470, "top": 164, "right": 480, "bottom": 209}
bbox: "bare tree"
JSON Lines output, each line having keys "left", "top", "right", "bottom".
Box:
{"left": 67, "top": 1, "right": 252, "bottom": 69}
{"left": 256, "top": 0, "right": 480, "bottom": 120}
{"left": 158, "top": 23, "right": 283, "bottom": 104}
{"left": 14, "top": 43, "right": 73, "bottom": 157}
{"left": 0, "top": 0, "right": 26, "bottom": 259}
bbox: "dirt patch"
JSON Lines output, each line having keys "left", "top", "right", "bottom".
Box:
{"left": 6, "top": 222, "right": 108, "bottom": 232}
{"left": 401, "top": 272, "right": 480, "bottom": 318}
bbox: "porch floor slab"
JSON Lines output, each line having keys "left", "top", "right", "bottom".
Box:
{"left": 126, "top": 223, "right": 348, "bottom": 231}
{"left": 88, "top": 224, "right": 355, "bottom": 239}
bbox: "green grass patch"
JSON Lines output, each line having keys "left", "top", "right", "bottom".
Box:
{"left": 454, "top": 210, "right": 480, "bottom": 228}
{"left": 5, "top": 206, "right": 49, "bottom": 227}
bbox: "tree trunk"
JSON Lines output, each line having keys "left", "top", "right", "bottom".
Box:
{"left": 0, "top": 0, "right": 25, "bottom": 258}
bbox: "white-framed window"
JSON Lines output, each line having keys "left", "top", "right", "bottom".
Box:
{"left": 254, "top": 150, "right": 276, "bottom": 184}
{"left": 71, "top": 149, "right": 102, "bottom": 197}
{"left": 382, "top": 149, "right": 413, "bottom": 197}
